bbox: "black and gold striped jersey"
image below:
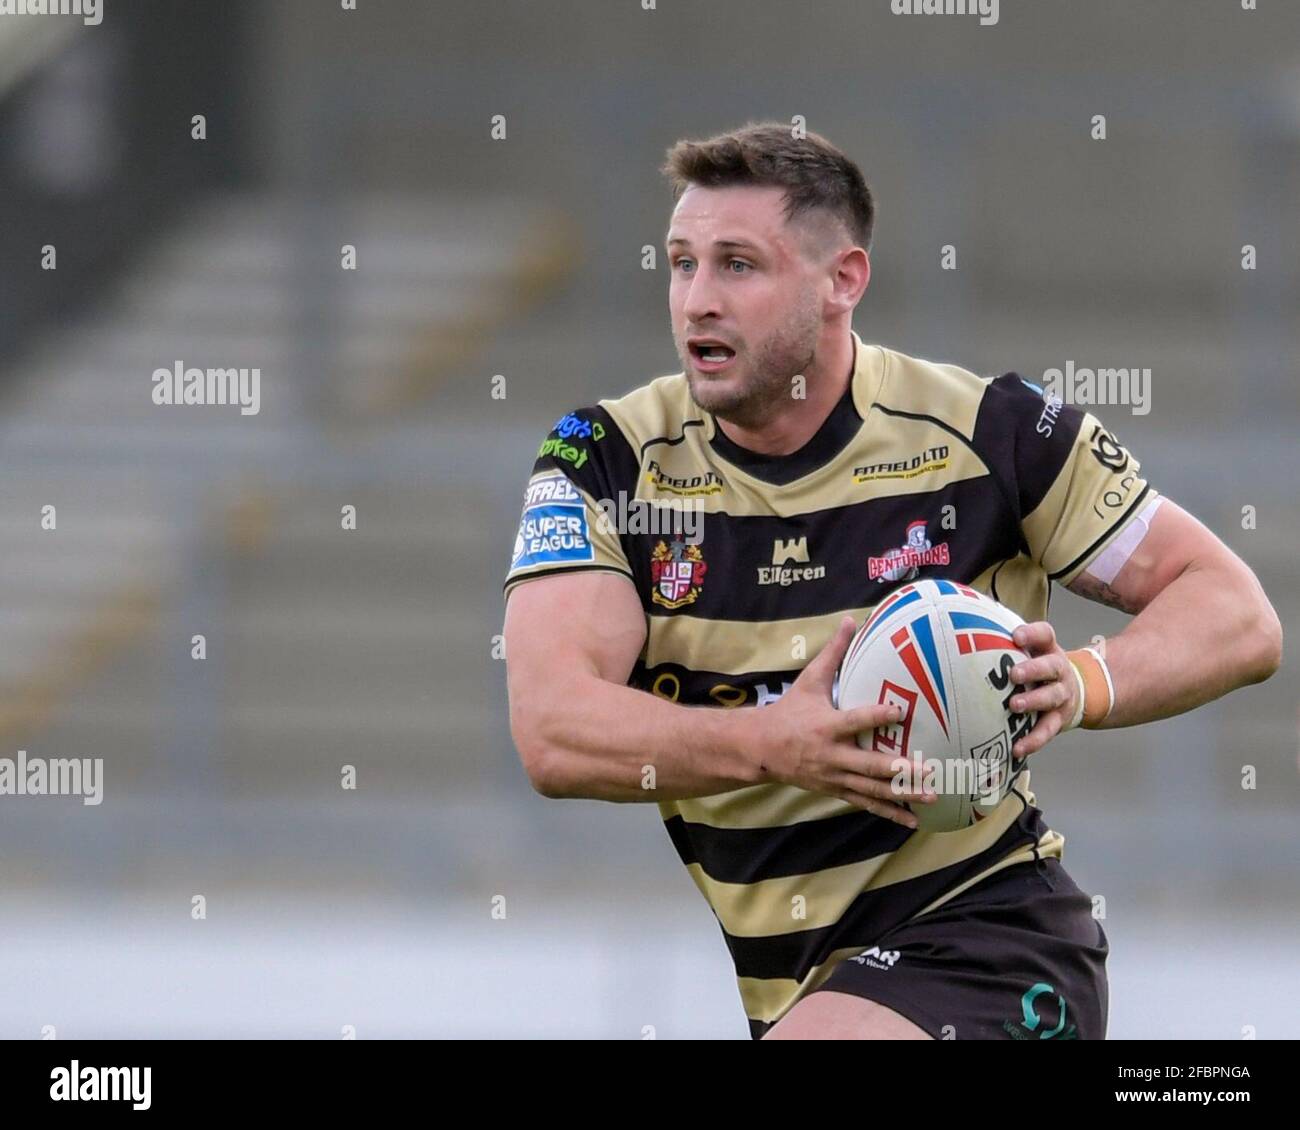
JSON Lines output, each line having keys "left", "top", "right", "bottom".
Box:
{"left": 504, "top": 331, "right": 1153, "bottom": 1035}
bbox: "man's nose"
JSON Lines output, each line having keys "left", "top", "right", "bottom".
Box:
{"left": 681, "top": 267, "right": 723, "bottom": 324}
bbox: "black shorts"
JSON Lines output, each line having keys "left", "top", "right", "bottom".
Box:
{"left": 813, "top": 857, "right": 1109, "bottom": 1039}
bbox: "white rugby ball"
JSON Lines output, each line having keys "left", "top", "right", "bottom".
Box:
{"left": 836, "top": 578, "right": 1037, "bottom": 833}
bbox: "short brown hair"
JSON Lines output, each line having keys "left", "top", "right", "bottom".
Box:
{"left": 662, "top": 121, "right": 875, "bottom": 253}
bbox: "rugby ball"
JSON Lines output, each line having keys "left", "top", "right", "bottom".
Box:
{"left": 836, "top": 578, "right": 1037, "bottom": 833}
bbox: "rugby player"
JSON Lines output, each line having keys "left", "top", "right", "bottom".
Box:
{"left": 502, "top": 123, "right": 1282, "bottom": 1039}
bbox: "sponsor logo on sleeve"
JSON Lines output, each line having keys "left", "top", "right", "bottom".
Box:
{"left": 1084, "top": 424, "right": 1141, "bottom": 521}
{"left": 511, "top": 473, "right": 594, "bottom": 570}
{"left": 1087, "top": 423, "right": 1130, "bottom": 472}
{"left": 1035, "top": 390, "right": 1065, "bottom": 437}
{"left": 538, "top": 412, "right": 606, "bottom": 470}
{"left": 553, "top": 412, "right": 605, "bottom": 441}
{"left": 538, "top": 436, "right": 593, "bottom": 469}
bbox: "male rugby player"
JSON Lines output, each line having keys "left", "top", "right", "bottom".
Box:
{"left": 502, "top": 123, "right": 1282, "bottom": 1040}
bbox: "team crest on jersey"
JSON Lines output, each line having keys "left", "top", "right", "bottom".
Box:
{"left": 868, "top": 520, "right": 951, "bottom": 583}
{"left": 650, "top": 537, "right": 708, "bottom": 609}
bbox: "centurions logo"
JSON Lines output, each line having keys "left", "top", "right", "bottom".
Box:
{"left": 868, "top": 520, "right": 950, "bottom": 583}
{"left": 650, "top": 537, "right": 708, "bottom": 609}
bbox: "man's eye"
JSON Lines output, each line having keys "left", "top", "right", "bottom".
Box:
{"left": 671, "top": 258, "right": 748, "bottom": 273}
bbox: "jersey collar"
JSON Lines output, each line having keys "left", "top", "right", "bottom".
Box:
{"left": 706, "top": 330, "right": 883, "bottom": 487}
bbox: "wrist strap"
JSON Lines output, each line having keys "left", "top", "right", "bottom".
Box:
{"left": 1065, "top": 646, "right": 1115, "bottom": 728}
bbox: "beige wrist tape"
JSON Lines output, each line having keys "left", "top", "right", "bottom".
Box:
{"left": 1064, "top": 663, "right": 1086, "bottom": 731}
{"left": 1065, "top": 646, "right": 1115, "bottom": 728}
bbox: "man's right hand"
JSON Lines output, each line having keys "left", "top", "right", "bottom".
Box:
{"left": 747, "top": 615, "right": 934, "bottom": 829}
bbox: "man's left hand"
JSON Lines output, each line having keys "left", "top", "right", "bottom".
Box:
{"left": 1007, "top": 621, "right": 1080, "bottom": 760}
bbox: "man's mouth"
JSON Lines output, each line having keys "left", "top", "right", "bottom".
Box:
{"left": 688, "top": 340, "right": 737, "bottom": 371}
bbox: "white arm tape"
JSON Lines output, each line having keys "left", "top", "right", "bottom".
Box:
{"left": 1086, "top": 495, "right": 1164, "bottom": 585}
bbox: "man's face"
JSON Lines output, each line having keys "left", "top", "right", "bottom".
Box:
{"left": 666, "top": 184, "right": 831, "bottom": 426}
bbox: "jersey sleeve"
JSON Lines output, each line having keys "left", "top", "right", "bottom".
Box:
{"left": 503, "top": 406, "right": 638, "bottom": 601}
{"left": 973, "top": 373, "right": 1156, "bottom": 587}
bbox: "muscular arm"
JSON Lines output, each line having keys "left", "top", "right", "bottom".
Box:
{"left": 504, "top": 571, "right": 767, "bottom": 802}
{"left": 504, "top": 571, "right": 910, "bottom": 820}
{"left": 1065, "top": 499, "right": 1282, "bottom": 728}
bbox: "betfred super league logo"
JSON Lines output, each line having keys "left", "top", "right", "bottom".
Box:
{"left": 650, "top": 537, "right": 708, "bottom": 609}
{"left": 868, "top": 520, "right": 950, "bottom": 583}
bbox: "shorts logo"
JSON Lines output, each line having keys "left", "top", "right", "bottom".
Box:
{"left": 1003, "top": 982, "right": 1078, "bottom": 1040}
{"left": 848, "top": 945, "right": 901, "bottom": 970}
{"left": 868, "top": 520, "right": 950, "bottom": 583}
{"left": 511, "top": 473, "right": 593, "bottom": 570}
{"left": 650, "top": 536, "right": 708, "bottom": 609}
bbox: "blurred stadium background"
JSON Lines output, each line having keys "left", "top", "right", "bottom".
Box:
{"left": 0, "top": 0, "right": 1296, "bottom": 1038}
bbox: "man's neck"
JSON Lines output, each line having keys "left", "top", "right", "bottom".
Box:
{"left": 715, "top": 331, "right": 856, "bottom": 456}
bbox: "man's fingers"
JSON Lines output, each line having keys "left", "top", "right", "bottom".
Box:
{"left": 836, "top": 786, "right": 919, "bottom": 829}
{"left": 1009, "top": 655, "right": 1062, "bottom": 687}
{"left": 834, "top": 701, "right": 903, "bottom": 737}
{"left": 1012, "top": 621, "right": 1057, "bottom": 654}
{"left": 1008, "top": 653, "right": 1072, "bottom": 715}
{"left": 1011, "top": 679, "right": 1071, "bottom": 716}
{"left": 1013, "top": 710, "right": 1063, "bottom": 759}
{"left": 828, "top": 750, "right": 932, "bottom": 793}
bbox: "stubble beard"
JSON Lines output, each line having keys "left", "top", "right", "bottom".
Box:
{"left": 680, "top": 293, "right": 822, "bottom": 431}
